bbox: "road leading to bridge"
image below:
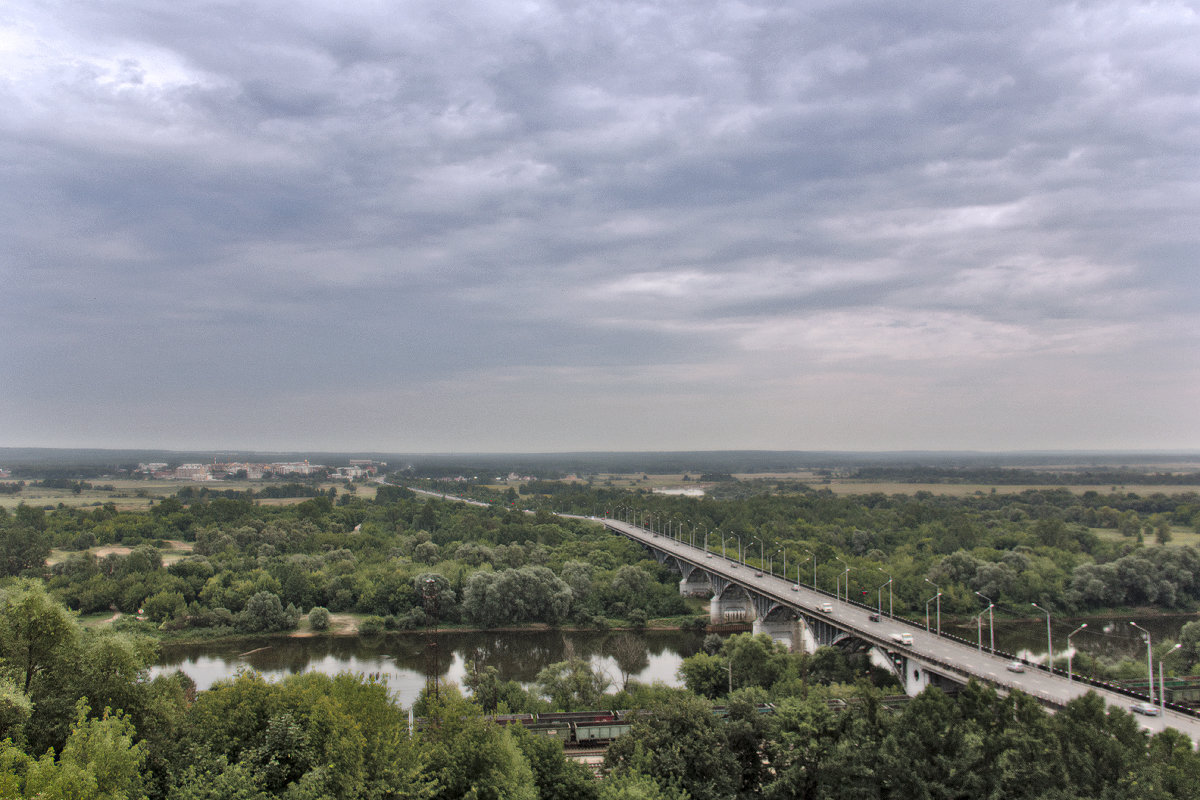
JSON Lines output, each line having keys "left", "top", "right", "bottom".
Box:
{"left": 601, "top": 518, "right": 1200, "bottom": 744}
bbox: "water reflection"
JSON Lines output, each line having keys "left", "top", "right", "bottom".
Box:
{"left": 154, "top": 630, "right": 704, "bottom": 708}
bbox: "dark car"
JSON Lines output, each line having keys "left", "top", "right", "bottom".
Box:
{"left": 868, "top": 612, "right": 881, "bottom": 622}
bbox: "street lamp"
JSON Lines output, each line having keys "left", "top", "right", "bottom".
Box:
{"left": 974, "top": 607, "right": 990, "bottom": 651}
{"left": 836, "top": 557, "right": 850, "bottom": 603}
{"left": 925, "top": 579, "right": 941, "bottom": 636}
{"left": 804, "top": 550, "right": 816, "bottom": 589}
{"left": 1032, "top": 603, "right": 1053, "bottom": 673}
{"left": 975, "top": 591, "right": 995, "bottom": 654}
{"left": 876, "top": 578, "right": 891, "bottom": 616}
{"left": 1130, "top": 622, "right": 1154, "bottom": 704}
{"left": 925, "top": 593, "right": 941, "bottom": 633}
{"left": 878, "top": 568, "right": 892, "bottom": 617}
{"left": 1066, "top": 623, "right": 1088, "bottom": 684}
{"left": 1161, "top": 643, "right": 1183, "bottom": 714}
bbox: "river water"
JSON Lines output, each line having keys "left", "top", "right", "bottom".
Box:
{"left": 154, "top": 614, "right": 1197, "bottom": 708}
{"left": 155, "top": 629, "right": 705, "bottom": 708}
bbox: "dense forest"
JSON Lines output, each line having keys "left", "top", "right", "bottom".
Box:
{"left": 4, "top": 580, "right": 1200, "bottom": 799}
{"left": 4, "top": 476, "right": 1200, "bottom": 797}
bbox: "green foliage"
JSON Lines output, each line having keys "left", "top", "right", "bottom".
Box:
{"left": 306, "top": 606, "right": 330, "bottom": 632}
{"left": 416, "top": 687, "right": 535, "bottom": 800}
{"left": 604, "top": 693, "right": 737, "bottom": 800}
{"left": 235, "top": 592, "right": 298, "bottom": 634}
{"left": 509, "top": 723, "right": 599, "bottom": 800}
{"left": 463, "top": 567, "right": 572, "bottom": 627}
{"left": 0, "top": 504, "right": 52, "bottom": 576}
{"left": 535, "top": 656, "right": 611, "bottom": 711}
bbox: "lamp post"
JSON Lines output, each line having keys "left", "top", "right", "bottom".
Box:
{"left": 876, "top": 579, "right": 890, "bottom": 616}
{"left": 804, "top": 550, "right": 816, "bottom": 589}
{"left": 1130, "top": 622, "right": 1154, "bottom": 704}
{"left": 925, "top": 593, "right": 941, "bottom": 633}
{"left": 974, "top": 608, "right": 988, "bottom": 651}
{"left": 975, "top": 591, "right": 995, "bottom": 654}
{"left": 925, "top": 579, "right": 941, "bottom": 636}
{"left": 878, "top": 568, "right": 892, "bottom": 617}
{"left": 1033, "top": 603, "right": 1053, "bottom": 673}
{"left": 836, "top": 558, "right": 850, "bottom": 603}
{"left": 1067, "top": 623, "right": 1088, "bottom": 684}
{"left": 1161, "top": 643, "right": 1183, "bottom": 714}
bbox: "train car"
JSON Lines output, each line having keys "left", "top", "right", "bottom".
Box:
{"left": 491, "top": 713, "right": 535, "bottom": 727}
{"left": 574, "top": 721, "right": 633, "bottom": 744}
{"left": 525, "top": 720, "right": 573, "bottom": 740}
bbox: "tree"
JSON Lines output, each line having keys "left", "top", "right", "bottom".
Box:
{"left": 599, "top": 769, "right": 688, "bottom": 800}
{"left": 15, "top": 701, "right": 148, "bottom": 800}
{"left": 416, "top": 687, "right": 535, "bottom": 800}
{"left": 722, "top": 633, "right": 789, "bottom": 691}
{"left": 535, "top": 656, "right": 611, "bottom": 711}
{"left": 510, "top": 723, "right": 599, "bottom": 800}
{"left": 678, "top": 652, "right": 728, "bottom": 699}
{"left": 235, "top": 592, "right": 298, "bottom": 633}
{"left": 604, "top": 694, "right": 736, "bottom": 800}
{"left": 0, "top": 677, "right": 31, "bottom": 745}
{"left": 307, "top": 606, "right": 331, "bottom": 632}
{"left": 463, "top": 567, "right": 572, "bottom": 627}
{"left": 0, "top": 507, "right": 51, "bottom": 576}
{"left": 610, "top": 634, "right": 650, "bottom": 691}
{"left": 0, "top": 581, "right": 79, "bottom": 694}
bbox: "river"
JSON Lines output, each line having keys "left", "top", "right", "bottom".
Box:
{"left": 155, "top": 629, "right": 706, "bottom": 708}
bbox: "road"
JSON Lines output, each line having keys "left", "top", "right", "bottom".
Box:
{"left": 390, "top": 486, "right": 1200, "bottom": 743}
{"left": 602, "top": 518, "right": 1200, "bottom": 743}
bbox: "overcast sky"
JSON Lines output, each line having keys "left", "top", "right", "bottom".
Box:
{"left": 3, "top": 1, "right": 1198, "bottom": 453}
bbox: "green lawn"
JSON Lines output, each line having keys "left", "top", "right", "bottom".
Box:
{"left": 1090, "top": 526, "right": 1200, "bottom": 548}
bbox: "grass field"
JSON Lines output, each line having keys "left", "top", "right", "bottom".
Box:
{"left": 1090, "top": 526, "right": 1200, "bottom": 549}
{"left": 590, "top": 472, "right": 1200, "bottom": 498}
{"left": 1, "top": 479, "right": 376, "bottom": 511}
{"left": 46, "top": 539, "right": 195, "bottom": 567}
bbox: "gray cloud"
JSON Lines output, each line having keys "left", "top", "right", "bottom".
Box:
{"left": 3, "top": 1, "right": 1198, "bottom": 451}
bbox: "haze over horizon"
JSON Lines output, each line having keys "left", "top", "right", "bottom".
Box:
{"left": 4, "top": 2, "right": 1198, "bottom": 453}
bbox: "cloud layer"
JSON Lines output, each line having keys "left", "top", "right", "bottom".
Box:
{"left": 3, "top": 1, "right": 1198, "bottom": 451}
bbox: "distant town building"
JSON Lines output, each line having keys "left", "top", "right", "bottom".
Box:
{"left": 270, "top": 460, "right": 326, "bottom": 476}
{"left": 174, "top": 464, "right": 211, "bottom": 481}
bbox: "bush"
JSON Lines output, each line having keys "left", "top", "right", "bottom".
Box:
{"left": 235, "top": 591, "right": 298, "bottom": 633}
{"left": 359, "top": 616, "right": 386, "bottom": 635}
{"left": 308, "top": 606, "right": 331, "bottom": 632}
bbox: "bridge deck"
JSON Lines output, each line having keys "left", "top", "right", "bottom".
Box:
{"left": 602, "top": 518, "right": 1200, "bottom": 744}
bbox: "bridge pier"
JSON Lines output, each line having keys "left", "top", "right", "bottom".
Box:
{"left": 678, "top": 567, "right": 713, "bottom": 598}
{"left": 753, "top": 616, "right": 804, "bottom": 653}
{"left": 709, "top": 585, "right": 754, "bottom": 624}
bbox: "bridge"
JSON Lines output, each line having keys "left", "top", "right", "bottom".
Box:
{"left": 601, "top": 517, "right": 1200, "bottom": 744}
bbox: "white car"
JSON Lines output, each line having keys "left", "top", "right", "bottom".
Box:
{"left": 1131, "top": 702, "right": 1160, "bottom": 716}
{"left": 819, "top": 602, "right": 834, "bottom": 613}
{"left": 1006, "top": 661, "right": 1025, "bottom": 673}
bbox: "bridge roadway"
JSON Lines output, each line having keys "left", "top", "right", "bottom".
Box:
{"left": 601, "top": 518, "right": 1200, "bottom": 744}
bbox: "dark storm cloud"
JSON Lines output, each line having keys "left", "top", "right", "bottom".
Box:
{"left": 2, "top": 0, "right": 1198, "bottom": 450}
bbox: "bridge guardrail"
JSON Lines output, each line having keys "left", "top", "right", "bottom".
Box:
{"left": 603, "top": 517, "right": 1200, "bottom": 720}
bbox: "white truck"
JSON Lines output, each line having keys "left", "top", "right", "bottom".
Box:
{"left": 890, "top": 632, "right": 914, "bottom": 646}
